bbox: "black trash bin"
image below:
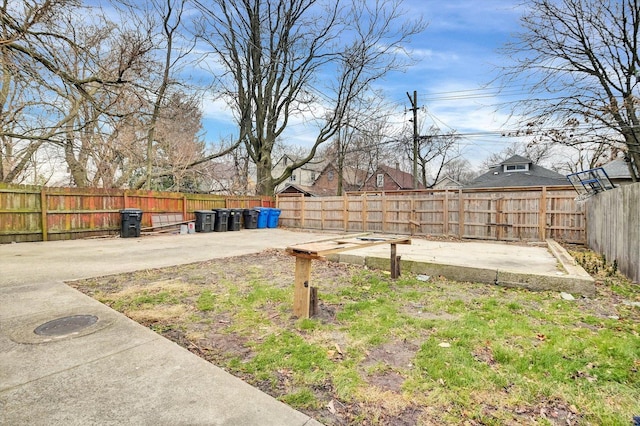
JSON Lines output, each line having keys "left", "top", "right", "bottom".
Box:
{"left": 242, "top": 208, "right": 259, "bottom": 229}
{"left": 120, "top": 209, "right": 143, "bottom": 238}
{"left": 213, "top": 208, "right": 229, "bottom": 232}
{"left": 194, "top": 210, "right": 215, "bottom": 233}
{"left": 228, "top": 209, "right": 242, "bottom": 231}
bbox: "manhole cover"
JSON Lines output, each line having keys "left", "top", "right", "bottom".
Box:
{"left": 34, "top": 315, "right": 99, "bottom": 336}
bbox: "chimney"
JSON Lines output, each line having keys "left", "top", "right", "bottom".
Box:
{"left": 395, "top": 162, "right": 399, "bottom": 170}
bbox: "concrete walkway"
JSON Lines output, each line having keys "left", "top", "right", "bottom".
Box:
{"left": 0, "top": 229, "right": 593, "bottom": 425}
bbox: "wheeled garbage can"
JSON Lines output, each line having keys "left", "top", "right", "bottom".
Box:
{"left": 256, "top": 207, "right": 270, "bottom": 229}
{"left": 228, "top": 209, "right": 242, "bottom": 231}
{"left": 120, "top": 209, "right": 143, "bottom": 238}
{"left": 213, "top": 208, "right": 229, "bottom": 232}
{"left": 242, "top": 208, "right": 259, "bottom": 229}
{"left": 194, "top": 210, "right": 215, "bottom": 232}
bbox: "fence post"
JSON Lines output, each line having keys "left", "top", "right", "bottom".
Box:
{"left": 539, "top": 186, "right": 547, "bottom": 241}
{"left": 362, "top": 194, "right": 367, "bottom": 231}
{"left": 343, "top": 193, "right": 348, "bottom": 231}
{"left": 381, "top": 193, "right": 387, "bottom": 233}
{"left": 300, "top": 194, "right": 306, "bottom": 228}
{"left": 40, "top": 188, "right": 48, "bottom": 242}
{"left": 182, "top": 195, "right": 187, "bottom": 219}
{"left": 458, "top": 189, "right": 464, "bottom": 238}
{"left": 443, "top": 190, "right": 449, "bottom": 236}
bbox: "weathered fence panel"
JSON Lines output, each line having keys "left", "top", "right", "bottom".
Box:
{"left": 586, "top": 183, "right": 640, "bottom": 283}
{"left": 276, "top": 186, "right": 585, "bottom": 244}
{"left": 0, "top": 183, "right": 273, "bottom": 243}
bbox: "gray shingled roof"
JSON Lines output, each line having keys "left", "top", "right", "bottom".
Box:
{"left": 465, "top": 155, "right": 568, "bottom": 188}
{"left": 600, "top": 159, "right": 633, "bottom": 179}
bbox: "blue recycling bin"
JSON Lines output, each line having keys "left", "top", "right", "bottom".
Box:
{"left": 256, "top": 208, "right": 270, "bottom": 229}
{"left": 267, "top": 208, "right": 281, "bottom": 228}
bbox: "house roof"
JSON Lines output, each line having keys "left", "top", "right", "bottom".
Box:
{"left": 465, "top": 155, "right": 568, "bottom": 188}
{"left": 318, "top": 163, "right": 368, "bottom": 186}
{"left": 274, "top": 154, "right": 328, "bottom": 172}
{"left": 600, "top": 159, "right": 633, "bottom": 179}
{"left": 376, "top": 164, "right": 422, "bottom": 189}
{"left": 276, "top": 183, "right": 337, "bottom": 197}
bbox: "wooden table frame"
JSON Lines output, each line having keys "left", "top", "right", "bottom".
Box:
{"left": 286, "top": 234, "right": 411, "bottom": 318}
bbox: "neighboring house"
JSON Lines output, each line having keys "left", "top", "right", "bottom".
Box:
{"left": 202, "top": 161, "right": 254, "bottom": 195}
{"left": 276, "top": 183, "right": 337, "bottom": 197}
{"left": 361, "top": 164, "right": 423, "bottom": 191}
{"left": 276, "top": 163, "right": 368, "bottom": 197}
{"left": 465, "top": 155, "right": 568, "bottom": 189}
{"left": 600, "top": 158, "right": 635, "bottom": 186}
{"left": 311, "top": 163, "right": 368, "bottom": 195}
{"left": 433, "top": 176, "right": 463, "bottom": 190}
{"left": 272, "top": 154, "right": 327, "bottom": 193}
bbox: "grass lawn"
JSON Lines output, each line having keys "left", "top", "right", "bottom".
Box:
{"left": 71, "top": 248, "right": 640, "bottom": 425}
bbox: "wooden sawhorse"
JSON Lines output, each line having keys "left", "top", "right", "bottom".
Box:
{"left": 286, "top": 234, "right": 411, "bottom": 318}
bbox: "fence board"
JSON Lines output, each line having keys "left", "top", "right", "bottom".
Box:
{"left": 586, "top": 183, "right": 640, "bottom": 282}
{"left": 276, "top": 186, "right": 585, "bottom": 244}
{"left": 0, "top": 183, "right": 273, "bottom": 243}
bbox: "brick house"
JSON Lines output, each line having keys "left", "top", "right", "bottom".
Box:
{"left": 361, "top": 164, "right": 423, "bottom": 191}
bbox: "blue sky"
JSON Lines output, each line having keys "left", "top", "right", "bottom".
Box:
{"left": 198, "top": 1, "right": 530, "bottom": 169}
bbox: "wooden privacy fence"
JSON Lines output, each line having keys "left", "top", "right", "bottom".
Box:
{"left": 276, "top": 186, "right": 585, "bottom": 244}
{"left": 586, "top": 183, "right": 640, "bottom": 283}
{"left": 0, "top": 183, "right": 273, "bottom": 243}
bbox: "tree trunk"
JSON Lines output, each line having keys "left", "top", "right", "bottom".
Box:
{"left": 256, "top": 157, "right": 275, "bottom": 196}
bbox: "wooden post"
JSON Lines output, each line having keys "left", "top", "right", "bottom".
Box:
{"left": 40, "top": 189, "right": 48, "bottom": 242}
{"left": 458, "top": 189, "right": 464, "bottom": 238}
{"left": 361, "top": 194, "right": 367, "bottom": 231}
{"left": 293, "top": 256, "right": 312, "bottom": 318}
{"left": 300, "top": 194, "right": 306, "bottom": 228}
{"left": 496, "top": 197, "right": 504, "bottom": 240}
{"left": 321, "top": 199, "right": 325, "bottom": 230}
{"left": 443, "top": 190, "right": 449, "bottom": 235}
{"left": 343, "top": 193, "right": 348, "bottom": 231}
{"left": 390, "top": 243, "right": 401, "bottom": 279}
{"left": 182, "top": 195, "right": 187, "bottom": 220}
{"left": 539, "top": 186, "right": 547, "bottom": 241}
{"left": 381, "top": 193, "right": 387, "bottom": 233}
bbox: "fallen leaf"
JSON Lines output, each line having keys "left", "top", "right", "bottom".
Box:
{"left": 326, "top": 399, "right": 336, "bottom": 414}
{"left": 438, "top": 342, "right": 451, "bottom": 348}
{"left": 334, "top": 343, "right": 343, "bottom": 355}
{"left": 536, "top": 333, "right": 547, "bottom": 341}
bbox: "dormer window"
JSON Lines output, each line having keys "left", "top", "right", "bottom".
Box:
{"left": 504, "top": 163, "right": 529, "bottom": 172}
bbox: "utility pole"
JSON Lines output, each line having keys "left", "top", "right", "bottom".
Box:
{"left": 406, "top": 90, "right": 419, "bottom": 189}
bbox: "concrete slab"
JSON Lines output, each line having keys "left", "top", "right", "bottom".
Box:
{"left": 0, "top": 229, "right": 593, "bottom": 425}
{"left": 1, "top": 229, "right": 327, "bottom": 426}
{"left": 327, "top": 237, "right": 594, "bottom": 296}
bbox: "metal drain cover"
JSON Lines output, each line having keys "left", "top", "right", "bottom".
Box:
{"left": 34, "top": 315, "right": 99, "bottom": 336}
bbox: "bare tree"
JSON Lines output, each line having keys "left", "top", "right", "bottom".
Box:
{"left": 501, "top": 0, "right": 640, "bottom": 181}
{"left": 479, "top": 140, "right": 555, "bottom": 170}
{"left": 194, "top": 0, "right": 425, "bottom": 195}
{"left": 0, "top": 0, "right": 152, "bottom": 185}
{"left": 440, "top": 158, "right": 477, "bottom": 185}
{"left": 397, "top": 126, "right": 461, "bottom": 187}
